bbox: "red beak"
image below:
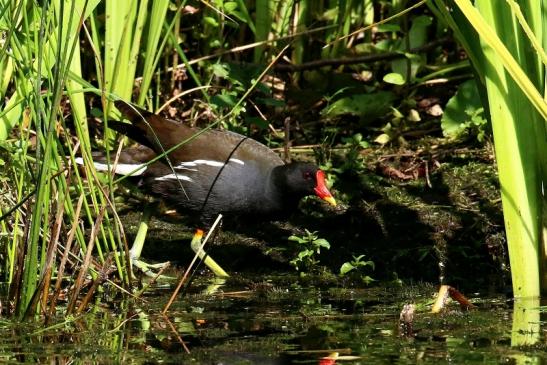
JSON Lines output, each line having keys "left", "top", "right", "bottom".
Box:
{"left": 314, "top": 170, "right": 336, "bottom": 206}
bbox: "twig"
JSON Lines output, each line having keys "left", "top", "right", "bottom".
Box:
{"left": 47, "top": 193, "right": 85, "bottom": 321}
{"left": 66, "top": 206, "right": 106, "bottom": 314}
{"left": 162, "top": 214, "right": 223, "bottom": 314}
{"left": 284, "top": 117, "right": 291, "bottom": 162}
{"left": 274, "top": 37, "right": 452, "bottom": 72}
{"left": 76, "top": 255, "right": 115, "bottom": 314}
{"left": 161, "top": 312, "right": 191, "bottom": 354}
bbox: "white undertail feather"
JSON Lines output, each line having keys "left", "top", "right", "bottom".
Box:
{"left": 74, "top": 157, "right": 147, "bottom": 176}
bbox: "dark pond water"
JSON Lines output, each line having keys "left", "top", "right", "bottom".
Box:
{"left": 0, "top": 276, "right": 545, "bottom": 364}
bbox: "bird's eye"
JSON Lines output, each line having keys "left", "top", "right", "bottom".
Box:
{"left": 303, "top": 171, "right": 312, "bottom": 180}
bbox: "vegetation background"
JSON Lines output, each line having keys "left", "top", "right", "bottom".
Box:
{"left": 0, "top": 0, "right": 544, "bottom": 321}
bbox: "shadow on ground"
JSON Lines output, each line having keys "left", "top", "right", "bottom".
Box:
{"left": 120, "top": 140, "right": 509, "bottom": 294}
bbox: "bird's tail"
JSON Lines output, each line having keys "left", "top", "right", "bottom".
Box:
{"left": 106, "top": 100, "right": 158, "bottom": 148}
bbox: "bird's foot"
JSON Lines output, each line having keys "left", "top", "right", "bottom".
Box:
{"left": 126, "top": 204, "right": 173, "bottom": 280}
{"left": 130, "top": 257, "right": 173, "bottom": 280}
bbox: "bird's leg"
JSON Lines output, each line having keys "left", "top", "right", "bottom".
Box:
{"left": 129, "top": 204, "right": 171, "bottom": 278}
{"left": 190, "top": 229, "right": 229, "bottom": 277}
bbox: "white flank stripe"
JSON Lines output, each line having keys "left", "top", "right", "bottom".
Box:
{"left": 194, "top": 159, "right": 225, "bottom": 167}
{"left": 155, "top": 173, "right": 194, "bottom": 182}
{"left": 229, "top": 158, "right": 245, "bottom": 165}
{"left": 176, "top": 158, "right": 244, "bottom": 169}
{"left": 176, "top": 161, "right": 198, "bottom": 168}
{"left": 75, "top": 157, "right": 147, "bottom": 176}
{"left": 175, "top": 165, "right": 198, "bottom": 171}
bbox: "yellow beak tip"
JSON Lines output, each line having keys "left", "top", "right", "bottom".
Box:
{"left": 324, "top": 196, "right": 337, "bottom": 206}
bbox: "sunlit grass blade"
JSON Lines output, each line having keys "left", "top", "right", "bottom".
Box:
{"left": 137, "top": 0, "right": 169, "bottom": 105}
{"left": 450, "top": 0, "right": 546, "bottom": 300}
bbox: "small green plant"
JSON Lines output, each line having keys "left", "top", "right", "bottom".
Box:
{"left": 340, "top": 133, "right": 370, "bottom": 172}
{"left": 340, "top": 255, "right": 375, "bottom": 284}
{"left": 441, "top": 79, "right": 488, "bottom": 141}
{"left": 319, "top": 132, "right": 369, "bottom": 189}
{"left": 289, "top": 230, "right": 330, "bottom": 272}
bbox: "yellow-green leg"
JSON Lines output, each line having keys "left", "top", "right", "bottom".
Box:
{"left": 190, "top": 229, "right": 229, "bottom": 277}
{"left": 130, "top": 205, "right": 171, "bottom": 278}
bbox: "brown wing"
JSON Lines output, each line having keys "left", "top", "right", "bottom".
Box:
{"left": 113, "top": 100, "right": 196, "bottom": 153}
{"left": 114, "top": 100, "right": 284, "bottom": 168}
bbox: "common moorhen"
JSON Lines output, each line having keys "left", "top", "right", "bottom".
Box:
{"left": 82, "top": 100, "right": 336, "bottom": 276}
